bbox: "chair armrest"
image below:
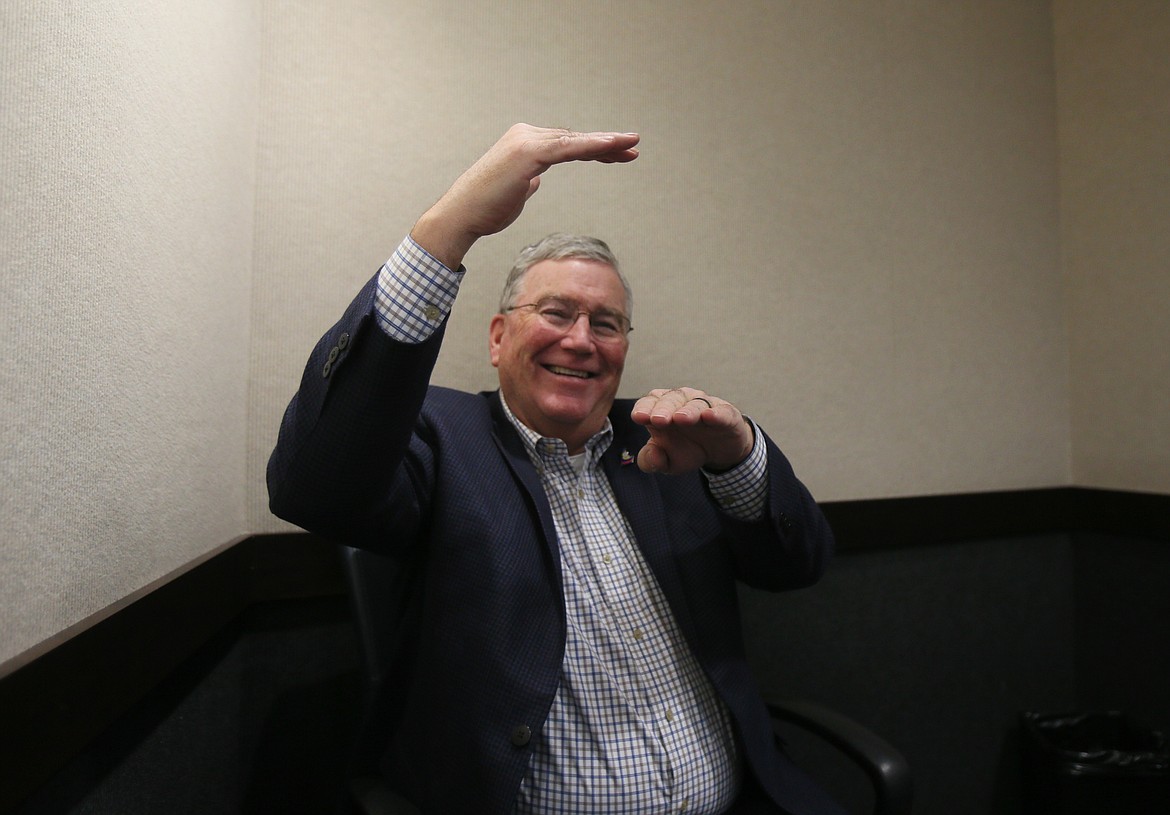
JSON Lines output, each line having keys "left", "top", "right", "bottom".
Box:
{"left": 349, "top": 776, "right": 421, "bottom": 815}
{"left": 767, "top": 699, "right": 913, "bottom": 815}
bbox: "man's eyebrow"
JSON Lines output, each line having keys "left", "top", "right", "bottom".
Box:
{"left": 537, "top": 294, "right": 627, "bottom": 318}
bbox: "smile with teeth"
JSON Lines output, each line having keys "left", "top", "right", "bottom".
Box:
{"left": 545, "top": 365, "right": 593, "bottom": 379}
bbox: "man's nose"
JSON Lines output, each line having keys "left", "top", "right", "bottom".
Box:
{"left": 560, "top": 313, "right": 596, "bottom": 348}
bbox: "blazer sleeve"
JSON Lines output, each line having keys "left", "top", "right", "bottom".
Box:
{"left": 266, "top": 272, "right": 444, "bottom": 545}
{"left": 716, "top": 429, "right": 836, "bottom": 592}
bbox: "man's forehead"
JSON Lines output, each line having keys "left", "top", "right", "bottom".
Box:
{"left": 526, "top": 256, "right": 619, "bottom": 277}
{"left": 521, "top": 258, "right": 626, "bottom": 304}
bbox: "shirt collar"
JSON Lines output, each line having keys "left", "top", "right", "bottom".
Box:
{"left": 498, "top": 391, "right": 614, "bottom": 465}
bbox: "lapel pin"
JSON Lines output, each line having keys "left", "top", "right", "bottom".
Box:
{"left": 620, "top": 448, "right": 635, "bottom": 466}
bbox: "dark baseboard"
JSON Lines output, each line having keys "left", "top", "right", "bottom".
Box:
{"left": 1, "top": 487, "right": 1167, "bottom": 812}
{"left": 821, "top": 486, "right": 1170, "bottom": 552}
{"left": 0, "top": 533, "right": 345, "bottom": 814}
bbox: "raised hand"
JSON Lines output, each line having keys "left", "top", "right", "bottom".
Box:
{"left": 410, "top": 124, "right": 640, "bottom": 270}
{"left": 630, "top": 387, "right": 755, "bottom": 475}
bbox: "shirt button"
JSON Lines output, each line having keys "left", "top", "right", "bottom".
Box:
{"left": 665, "top": 709, "right": 675, "bottom": 722}
{"left": 679, "top": 799, "right": 689, "bottom": 812}
{"left": 423, "top": 304, "right": 441, "bottom": 321}
{"left": 602, "top": 554, "right": 612, "bottom": 564}
{"left": 633, "top": 628, "right": 644, "bottom": 641}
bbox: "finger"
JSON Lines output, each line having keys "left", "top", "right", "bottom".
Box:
{"left": 671, "top": 390, "right": 745, "bottom": 428}
{"left": 630, "top": 389, "right": 673, "bottom": 426}
{"left": 633, "top": 387, "right": 711, "bottom": 427}
{"left": 590, "top": 145, "right": 641, "bottom": 163}
{"left": 648, "top": 390, "right": 692, "bottom": 426}
{"left": 665, "top": 388, "right": 719, "bottom": 424}
{"left": 636, "top": 440, "right": 670, "bottom": 473}
{"left": 534, "top": 129, "right": 641, "bottom": 166}
{"left": 694, "top": 399, "right": 743, "bottom": 429}
{"left": 675, "top": 392, "right": 716, "bottom": 417}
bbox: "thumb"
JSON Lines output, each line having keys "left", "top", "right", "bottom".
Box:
{"left": 497, "top": 177, "right": 543, "bottom": 234}
{"left": 636, "top": 440, "right": 670, "bottom": 473}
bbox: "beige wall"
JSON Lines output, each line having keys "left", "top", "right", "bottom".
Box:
{"left": 1055, "top": 0, "right": 1170, "bottom": 493}
{"left": 247, "top": 0, "right": 1069, "bottom": 527}
{"left": 1, "top": 0, "right": 1165, "bottom": 667}
{"left": 1, "top": 1, "right": 259, "bottom": 665}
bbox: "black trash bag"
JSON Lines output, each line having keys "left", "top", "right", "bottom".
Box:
{"left": 1021, "top": 710, "right": 1170, "bottom": 815}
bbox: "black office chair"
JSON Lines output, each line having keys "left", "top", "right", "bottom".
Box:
{"left": 339, "top": 545, "right": 912, "bottom": 815}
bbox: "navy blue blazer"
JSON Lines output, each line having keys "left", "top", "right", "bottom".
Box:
{"left": 268, "top": 273, "right": 845, "bottom": 815}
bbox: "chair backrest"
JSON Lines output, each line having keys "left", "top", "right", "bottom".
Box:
{"left": 339, "top": 545, "right": 424, "bottom": 775}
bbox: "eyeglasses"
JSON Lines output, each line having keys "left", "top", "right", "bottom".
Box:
{"left": 505, "top": 296, "right": 632, "bottom": 341}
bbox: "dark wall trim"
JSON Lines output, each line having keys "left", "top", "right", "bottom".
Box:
{"left": 822, "top": 486, "right": 1170, "bottom": 552}
{"left": 0, "top": 533, "right": 345, "bottom": 814}
{"left": 1, "top": 487, "right": 1167, "bottom": 812}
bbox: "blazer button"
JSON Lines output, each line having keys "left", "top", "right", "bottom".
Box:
{"left": 510, "top": 725, "right": 532, "bottom": 747}
{"left": 337, "top": 331, "right": 350, "bottom": 350}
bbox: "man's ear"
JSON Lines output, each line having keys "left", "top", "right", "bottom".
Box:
{"left": 488, "top": 313, "right": 505, "bottom": 367}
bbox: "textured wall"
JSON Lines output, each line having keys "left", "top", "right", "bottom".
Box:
{"left": 0, "top": 1, "right": 259, "bottom": 665}
{"left": 741, "top": 535, "right": 1079, "bottom": 815}
{"left": 5, "top": 0, "right": 1165, "bottom": 670}
{"left": 248, "top": 0, "right": 1070, "bottom": 534}
{"left": 1056, "top": 0, "right": 1170, "bottom": 493}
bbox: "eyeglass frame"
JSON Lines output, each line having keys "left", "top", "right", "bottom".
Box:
{"left": 503, "top": 296, "right": 633, "bottom": 341}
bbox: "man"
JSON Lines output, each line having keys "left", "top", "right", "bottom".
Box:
{"left": 268, "top": 125, "right": 844, "bottom": 815}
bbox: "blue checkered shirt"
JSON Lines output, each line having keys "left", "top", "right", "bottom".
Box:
{"left": 375, "top": 238, "right": 771, "bottom": 814}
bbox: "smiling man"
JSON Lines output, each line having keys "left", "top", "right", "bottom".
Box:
{"left": 268, "top": 125, "right": 842, "bottom": 815}
{"left": 489, "top": 238, "right": 631, "bottom": 456}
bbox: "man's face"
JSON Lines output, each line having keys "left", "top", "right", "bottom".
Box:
{"left": 489, "top": 257, "right": 630, "bottom": 453}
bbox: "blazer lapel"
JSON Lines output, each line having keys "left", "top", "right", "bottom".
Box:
{"left": 485, "top": 393, "right": 701, "bottom": 647}
{"left": 602, "top": 418, "right": 702, "bottom": 650}
{"left": 487, "top": 392, "right": 562, "bottom": 574}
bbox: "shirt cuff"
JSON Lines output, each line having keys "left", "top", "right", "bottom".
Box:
{"left": 374, "top": 235, "right": 466, "bottom": 343}
{"left": 703, "top": 418, "right": 768, "bottom": 521}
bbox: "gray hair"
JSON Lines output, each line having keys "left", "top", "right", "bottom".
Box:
{"left": 498, "top": 233, "right": 633, "bottom": 318}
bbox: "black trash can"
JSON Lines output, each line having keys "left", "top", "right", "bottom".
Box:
{"left": 1021, "top": 710, "right": 1170, "bottom": 814}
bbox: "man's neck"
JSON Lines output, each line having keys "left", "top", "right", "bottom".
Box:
{"left": 497, "top": 391, "right": 611, "bottom": 456}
